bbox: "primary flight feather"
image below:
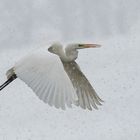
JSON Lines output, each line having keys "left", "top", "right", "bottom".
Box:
{"left": 0, "top": 42, "right": 103, "bottom": 110}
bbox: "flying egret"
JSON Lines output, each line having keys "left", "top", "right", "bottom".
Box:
{"left": 0, "top": 42, "right": 103, "bottom": 110}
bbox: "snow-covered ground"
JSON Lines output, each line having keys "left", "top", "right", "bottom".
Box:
{"left": 0, "top": 0, "right": 140, "bottom": 140}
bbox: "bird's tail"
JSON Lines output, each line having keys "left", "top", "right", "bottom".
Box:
{"left": 0, "top": 74, "right": 17, "bottom": 91}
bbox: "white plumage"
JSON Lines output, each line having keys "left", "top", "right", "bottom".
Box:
{"left": 0, "top": 42, "right": 103, "bottom": 110}
{"left": 14, "top": 49, "right": 77, "bottom": 109}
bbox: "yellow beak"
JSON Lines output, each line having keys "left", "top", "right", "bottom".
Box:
{"left": 79, "top": 44, "right": 101, "bottom": 48}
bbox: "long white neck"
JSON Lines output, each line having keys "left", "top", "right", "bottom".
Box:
{"left": 58, "top": 47, "right": 78, "bottom": 62}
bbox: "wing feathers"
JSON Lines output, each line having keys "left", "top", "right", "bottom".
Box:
{"left": 47, "top": 84, "right": 55, "bottom": 106}
{"left": 62, "top": 61, "right": 103, "bottom": 110}
{"left": 14, "top": 50, "right": 77, "bottom": 109}
{"left": 14, "top": 49, "right": 102, "bottom": 110}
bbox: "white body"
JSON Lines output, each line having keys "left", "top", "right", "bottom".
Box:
{"left": 12, "top": 43, "right": 102, "bottom": 110}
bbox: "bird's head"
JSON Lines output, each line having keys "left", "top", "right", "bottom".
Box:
{"left": 63, "top": 43, "right": 101, "bottom": 61}
{"left": 48, "top": 42, "right": 63, "bottom": 55}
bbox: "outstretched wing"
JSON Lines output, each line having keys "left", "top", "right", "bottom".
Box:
{"left": 62, "top": 61, "right": 103, "bottom": 110}
{"left": 14, "top": 49, "right": 77, "bottom": 109}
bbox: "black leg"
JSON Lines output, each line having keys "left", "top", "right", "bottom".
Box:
{"left": 0, "top": 74, "right": 17, "bottom": 91}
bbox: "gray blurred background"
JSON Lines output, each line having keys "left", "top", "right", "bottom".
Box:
{"left": 0, "top": 0, "right": 140, "bottom": 49}
{"left": 0, "top": 1, "right": 140, "bottom": 140}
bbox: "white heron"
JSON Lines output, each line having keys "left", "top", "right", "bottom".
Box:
{"left": 0, "top": 42, "right": 103, "bottom": 110}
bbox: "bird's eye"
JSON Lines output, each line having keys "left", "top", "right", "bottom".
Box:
{"left": 78, "top": 44, "right": 84, "bottom": 49}
{"left": 78, "top": 44, "right": 83, "bottom": 47}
